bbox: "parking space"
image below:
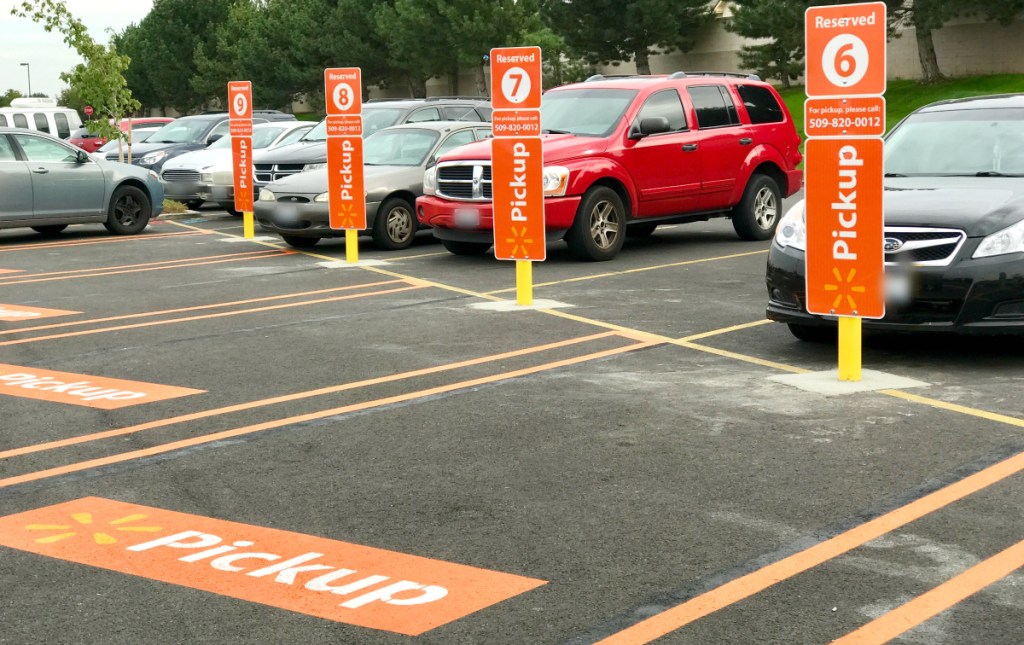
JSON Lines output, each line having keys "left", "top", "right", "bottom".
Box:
{"left": 2, "top": 207, "right": 1023, "bottom": 643}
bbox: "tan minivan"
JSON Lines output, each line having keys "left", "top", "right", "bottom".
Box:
{"left": 0, "top": 97, "right": 83, "bottom": 139}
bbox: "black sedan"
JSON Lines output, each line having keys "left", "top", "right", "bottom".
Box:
{"left": 767, "top": 93, "right": 1024, "bottom": 339}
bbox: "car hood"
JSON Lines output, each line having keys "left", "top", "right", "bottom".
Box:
{"left": 267, "top": 164, "right": 422, "bottom": 196}
{"left": 127, "top": 141, "right": 182, "bottom": 157}
{"left": 256, "top": 140, "right": 327, "bottom": 164}
{"left": 436, "top": 133, "right": 609, "bottom": 163}
{"left": 162, "top": 148, "right": 232, "bottom": 171}
{"left": 883, "top": 177, "right": 1024, "bottom": 236}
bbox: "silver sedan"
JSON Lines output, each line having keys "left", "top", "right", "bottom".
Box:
{"left": 254, "top": 122, "right": 491, "bottom": 250}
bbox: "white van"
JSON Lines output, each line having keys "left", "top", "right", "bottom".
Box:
{"left": 0, "top": 97, "right": 83, "bottom": 139}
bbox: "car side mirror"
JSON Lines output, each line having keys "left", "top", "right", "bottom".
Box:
{"left": 207, "top": 134, "right": 223, "bottom": 145}
{"left": 426, "top": 155, "right": 437, "bottom": 168}
{"left": 631, "top": 117, "right": 671, "bottom": 139}
{"left": 75, "top": 149, "right": 90, "bottom": 164}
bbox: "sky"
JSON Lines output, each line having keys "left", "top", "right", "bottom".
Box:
{"left": 0, "top": 0, "right": 154, "bottom": 98}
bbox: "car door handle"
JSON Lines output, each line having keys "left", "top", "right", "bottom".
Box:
{"left": 32, "top": 168, "right": 50, "bottom": 174}
{"left": 682, "top": 144, "right": 698, "bottom": 152}
{"left": 739, "top": 138, "right": 753, "bottom": 146}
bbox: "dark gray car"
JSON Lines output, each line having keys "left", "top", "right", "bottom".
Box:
{"left": 0, "top": 127, "right": 164, "bottom": 236}
{"left": 255, "top": 122, "right": 491, "bottom": 249}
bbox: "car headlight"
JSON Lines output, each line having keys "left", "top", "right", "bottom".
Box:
{"left": 139, "top": 150, "right": 167, "bottom": 166}
{"left": 314, "top": 192, "right": 329, "bottom": 203}
{"left": 774, "top": 200, "right": 806, "bottom": 250}
{"left": 973, "top": 218, "right": 1024, "bottom": 258}
{"left": 258, "top": 189, "right": 276, "bottom": 202}
{"left": 212, "top": 170, "right": 234, "bottom": 185}
{"left": 201, "top": 172, "right": 214, "bottom": 183}
{"left": 423, "top": 166, "right": 437, "bottom": 196}
{"left": 303, "top": 163, "right": 326, "bottom": 172}
{"left": 542, "top": 166, "right": 570, "bottom": 197}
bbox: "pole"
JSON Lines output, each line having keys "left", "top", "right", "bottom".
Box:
{"left": 243, "top": 212, "right": 254, "bottom": 239}
{"left": 346, "top": 229, "right": 358, "bottom": 263}
{"left": 516, "top": 260, "right": 533, "bottom": 306}
{"left": 838, "top": 316, "right": 862, "bottom": 381}
{"left": 20, "top": 63, "right": 30, "bottom": 96}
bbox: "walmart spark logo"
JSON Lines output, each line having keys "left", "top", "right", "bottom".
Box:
{"left": 334, "top": 203, "right": 359, "bottom": 229}
{"left": 26, "top": 512, "right": 162, "bottom": 545}
{"left": 823, "top": 266, "right": 867, "bottom": 311}
{"left": 504, "top": 226, "right": 534, "bottom": 258}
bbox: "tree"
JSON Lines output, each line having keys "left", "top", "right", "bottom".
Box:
{"left": 11, "top": 0, "right": 139, "bottom": 143}
{"left": 0, "top": 89, "right": 24, "bottom": 107}
{"left": 437, "top": 0, "right": 538, "bottom": 95}
{"left": 522, "top": 24, "right": 594, "bottom": 89}
{"left": 540, "top": 0, "right": 712, "bottom": 75}
{"left": 374, "top": 0, "right": 452, "bottom": 97}
{"left": 728, "top": 0, "right": 818, "bottom": 88}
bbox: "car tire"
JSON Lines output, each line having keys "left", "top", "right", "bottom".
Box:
{"left": 372, "top": 197, "right": 416, "bottom": 250}
{"left": 441, "top": 239, "right": 492, "bottom": 256}
{"left": 219, "top": 203, "right": 243, "bottom": 217}
{"left": 185, "top": 199, "right": 205, "bottom": 210}
{"left": 31, "top": 225, "right": 68, "bottom": 236}
{"left": 103, "top": 185, "right": 152, "bottom": 235}
{"left": 281, "top": 235, "right": 319, "bottom": 249}
{"left": 627, "top": 223, "right": 657, "bottom": 238}
{"left": 565, "top": 186, "right": 626, "bottom": 261}
{"left": 732, "top": 174, "right": 781, "bottom": 241}
{"left": 788, "top": 323, "right": 834, "bottom": 342}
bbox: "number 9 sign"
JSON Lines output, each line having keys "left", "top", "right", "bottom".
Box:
{"left": 227, "top": 81, "right": 252, "bottom": 120}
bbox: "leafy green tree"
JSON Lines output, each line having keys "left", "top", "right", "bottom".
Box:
{"left": 11, "top": 0, "right": 139, "bottom": 143}
{"left": 0, "top": 89, "right": 24, "bottom": 107}
{"left": 540, "top": 0, "right": 712, "bottom": 75}
{"left": 522, "top": 24, "right": 594, "bottom": 89}
{"left": 374, "top": 0, "right": 451, "bottom": 97}
{"left": 728, "top": 0, "right": 818, "bottom": 88}
{"left": 437, "top": 0, "right": 537, "bottom": 95}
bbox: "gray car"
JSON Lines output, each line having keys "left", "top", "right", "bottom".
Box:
{"left": 255, "top": 122, "right": 491, "bottom": 249}
{"left": 0, "top": 127, "right": 164, "bottom": 236}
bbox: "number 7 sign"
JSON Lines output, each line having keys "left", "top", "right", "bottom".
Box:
{"left": 490, "top": 47, "right": 542, "bottom": 110}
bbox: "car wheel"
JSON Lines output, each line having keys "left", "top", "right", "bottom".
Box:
{"left": 565, "top": 186, "right": 626, "bottom": 261}
{"left": 281, "top": 235, "right": 320, "bottom": 249}
{"left": 103, "top": 185, "right": 152, "bottom": 235}
{"left": 185, "top": 199, "right": 205, "bottom": 210}
{"left": 788, "top": 323, "right": 834, "bottom": 342}
{"left": 372, "top": 197, "right": 416, "bottom": 250}
{"left": 732, "top": 174, "right": 781, "bottom": 241}
{"left": 218, "top": 203, "right": 243, "bottom": 217}
{"left": 627, "top": 223, "right": 657, "bottom": 238}
{"left": 31, "top": 225, "right": 68, "bottom": 236}
{"left": 441, "top": 239, "right": 492, "bottom": 256}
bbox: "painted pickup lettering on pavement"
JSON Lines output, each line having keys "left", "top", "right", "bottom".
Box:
{"left": 0, "top": 304, "right": 80, "bottom": 322}
{"left": 0, "top": 364, "right": 204, "bottom": 409}
{"left": 0, "top": 498, "right": 547, "bottom": 635}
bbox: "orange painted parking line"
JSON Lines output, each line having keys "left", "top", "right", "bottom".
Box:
{"left": 0, "top": 280, "right": 403, "bottom": 337}
{"left": 0, "top": 269, "right": 22, "bottom": 275}
{"left": 0, "top": 250, "right": 282, "bottom": 282}
{"left": 0, "top": 304, "right": 80, "bottom": 322}
{"left": 0, "top": 284, "right": 426, "bottom": 348}
{"left": 832, "top": 539, "right": 1024, "bottom": 644}
{"left": 0, "top": 497, "right": 546, "bottom": 635}
{"left": 0, "top": 331, "right": 618, "bottom": 459}
{"left": 0, "top": 249, "right": 291, "bottom": 287}
{"left": 594, "top": 450, "right": 1024, "bottom": 645}
{"left": 0, "top": 230, "right": 207, "bottom": 253}
{"left": 0, "top": 339, "right": 657, "bottom": 489}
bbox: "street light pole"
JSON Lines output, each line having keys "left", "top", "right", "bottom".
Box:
{"left": 19, "top": 63, "right": 31, "bottom": 97}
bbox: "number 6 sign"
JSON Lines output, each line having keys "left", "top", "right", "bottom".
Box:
{"left": 805, "top": 2, "right": 886, "bottom": 97}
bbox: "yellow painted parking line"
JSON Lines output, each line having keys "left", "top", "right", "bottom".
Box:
{"left": 0, "top": 230, "right": 208, "bottom": 253}
{"left": 484, "top": 249, "right": 769, "bottom": 295}
{"left": 881, "top": 389, "right": 1024, "bottom": 430}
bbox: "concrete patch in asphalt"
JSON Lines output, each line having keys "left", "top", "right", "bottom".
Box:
{"left": 469, "top": 299, "right": 574, "bottom": 312}
{"left": 317, "top": 260, "right": 391, "bottom": 269}
{"left": 769, "top": 369, "right": 930, "bottom": 395}
{"left": 220, "top": 236, "right": 279, "bottom": 243}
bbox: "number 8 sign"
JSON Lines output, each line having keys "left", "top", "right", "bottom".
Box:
{"left": 805, "top": 2, "right": 886, "bottom": 97}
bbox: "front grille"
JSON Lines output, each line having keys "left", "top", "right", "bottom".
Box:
{"left": 255, "top": 163, "right": 307, "bottom": 184}
{"left": 275, "top": 195, "right": 310, "bottom": 203}
{"left": 437, "top": 161, "right": 492, "bottom": 201}
{"left": 161, "top": 169, "right": 200, "bottom": 182}
{"left": 884, "top": 227, "right": 965, "bottom": 267}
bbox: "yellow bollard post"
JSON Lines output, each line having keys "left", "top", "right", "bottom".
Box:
{"left": 346, "top": 229, "right": 359, "bottom": 264}
{"left": 838, "top": 316, "right": 862, "bottom": 381}
{"left": 243, "top": 212, "right": 254, "bottom": 239}
{"left": 516, "top": 260, "right": 533, "bottom": 306}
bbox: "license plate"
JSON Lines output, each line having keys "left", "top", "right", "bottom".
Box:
{"left": 453, "top": 208, "right": 480, "bottom": 228}
{"left": 274, "top": 204, "right": 299, "bottom": 225}
{"left": 884, "top": 271, "right": 914, "bottom": 305}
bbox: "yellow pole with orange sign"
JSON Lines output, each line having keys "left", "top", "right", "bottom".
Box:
{"left": 346, "top": 229, "right": 358, "bottom": 263}
{"left": 324, "top": 68, "right": 366, "bottom": 263}
{"left": 516, "top": 260, "right": 532, "bottom": 306}
{"left": 228, "top": 80, "right": 255, "bottom": 239}
{"left": 838, "top": 317, "right": 862, "bottom": 380}
{"left": 243, "top": 212, "right": 254, "bottom": 239}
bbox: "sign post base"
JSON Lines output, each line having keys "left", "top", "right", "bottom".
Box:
{"left": 346, "top": 229, "right": 359, "bottom": 264}
{"left": 243, "top": 212, "right": 254, "bottom": 239}
{"left": 516, "top": 260, "right": 533, "bottom": 306}
{"left": 838, "top": 316, "right": 862, "bottom": 382}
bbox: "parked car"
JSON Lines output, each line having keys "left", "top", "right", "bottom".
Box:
{"left": 417, "top": 73, "right": 802, "bottom": 261}
{"left": 255, "top": 121, "right": 492, "bottom": 249}
{"left": 254, "top": 98, "right": 491, "bottom": 195}
{"left": 107, "top": 110, "right": 296, "bottom": 183}
{"left": 92, "top": 128, "right": 162, "bottom": 160}
{"left": 0, "top": 127, "right": 164, "bottom": 236}
{"left": 160, "top": 121, "right": 314, "bottom": 213}
{"left": 767, "top": 93, "right": 1024, "bottom": 339}
{"left": 0, "top": 97, "right": 83, "bottom": 139}
{"left": 68, "top": 117, "right": 175, "bottom": 153}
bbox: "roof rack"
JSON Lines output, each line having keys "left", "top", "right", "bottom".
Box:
{"left": 668, "top": 71, "right": 762, "bottom": 81}
{"left": 584, "top": 74, "right": 663, "bottom": 82}
{"left": 424, "top": 96, "right": 488, "bottom": 102}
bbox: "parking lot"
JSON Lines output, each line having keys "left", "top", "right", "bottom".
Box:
{"left": 1, "top": 204, "right": 1023, "bottom": 644}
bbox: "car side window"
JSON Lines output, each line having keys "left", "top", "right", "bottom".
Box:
{"left": 0, "top": 136, "right": 16, "bottom": 161}
{"left": 737, "top": 85, "right": 784, "bottom": 124}
{"left": 474, "top": 127, "right": 493, "bottom": 140}
{"left": 276, "top": 127, "right": 310, "bottom": 147}
{"left": 0, "top": 115, "right": 8, "bottom": 127}
{"left": 442, "top": 105, "right": 478, "bottom": 121}
{"left": 33, "top": 113, "right": 50, "bottom": 134}
{"left": 13, "top": 133, "right": 78, "bottom": 162}
{"left": 687, "top": 85, "right": 740, "bottom": 129}
{"left": 13, "top": 114, "right": 28, "bottom": 128}
{"left": 54, "top": 113, "right": 71, "bottom": 138}
{"left": 434, "top": 130, "right": 476, "bottom": 158}
{"left": 633, "top": 89, "right": 688, "bottom": 133}
{"left": 406, "top": 107, "right": 441, "bottom": 123}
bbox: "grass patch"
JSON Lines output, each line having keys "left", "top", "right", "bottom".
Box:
{"left": 162, "top": 199, "right": 188, "bottom": 214}
{"left": 294, "top": 112, "right": 322, "bottom": 121}
{"left": 778, "top": 73, "right": 1024, "bottom": 143}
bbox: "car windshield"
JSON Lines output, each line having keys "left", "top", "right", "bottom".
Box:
{"left": 363, "top": 128, "right": 439, "bottom": 166}
{"left": 302, "top": 107, "right": 406, "bottom": 142}
{"left": 885, "top": 107, "right": 1024, "bottom": 176}
{"left": 541, "top": 88, "right": 638, "bottom": 137}
{"left": 146, "top": 119, "right": 213, "bottom": 144}
{"left": 207, "top": 126, "right": 286, "bottom": 150}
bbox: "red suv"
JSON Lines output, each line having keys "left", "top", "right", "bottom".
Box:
{"left": 69, "top": 117, "right": 175, "bottom": 153}
{"left": 417, "top": 73, "right": 802, "bottom": 261}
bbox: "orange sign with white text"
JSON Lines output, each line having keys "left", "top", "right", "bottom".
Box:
{"left": 805, "top": 138, "right": 885, "bottom": 318}
{"left": 805, "top": 2, "right": 887, "bottom": 97}
{"left": 0, "top": 498, "right": 547, "bottom": 635}
{"left": 0, "top": 364, "right": 204, "bottom": 409}
{"left": 0, "top": 303, "right": 79, "bottom": 322}
{"left": 228, "top": 80, "right": 254, "bottom": 213}
{"left": 327, "top": 136, "right": 366, "bottom": 230}
{"left": 490, "top": 47, "right": 542, "bottom": 110}
{"left": 492, "top": 137, "right": 545, "bottom": 261}
{"left": 228, "top": 81, "right": 252, "bottom": 120}
{"left": 324, "top": 68, "right": 362, "bottom": 116}
{"left": 804, "top": 96, "right": 886, "bottom": 138}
